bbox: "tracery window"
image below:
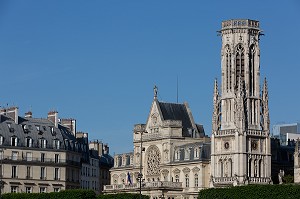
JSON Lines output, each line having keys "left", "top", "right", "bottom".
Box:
{"left": 225, "top": 45, "right": 232, "bottom": 91}
{"left": 235, "top": 44, "right": 245, "bottom": 87}
{"left": 249, "top": 45, "right": 255, "bottom": 96}
{"left": 146, "top": 145, "right": 161, "bottom": 176}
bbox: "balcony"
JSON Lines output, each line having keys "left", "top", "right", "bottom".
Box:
{"left": 1, "top": 156, "right": 81, "bottom": 166}
{"left": 104, "top": 181, "right": 183, "bottom": 193}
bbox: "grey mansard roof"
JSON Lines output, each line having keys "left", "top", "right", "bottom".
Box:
{"left": 0, "top": 115, "right": 83, "bottom": 152}
{"left": 173, "top": 142, "right": 211, "bottom": 162}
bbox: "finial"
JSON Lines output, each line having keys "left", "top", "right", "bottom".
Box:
{"left": 154, "top": 85, "right": 158, "bottom": 99}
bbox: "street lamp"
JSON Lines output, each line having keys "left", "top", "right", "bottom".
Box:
{"left": 0, "top": 148, "right": 5, "bottom": 199}
{"left": 134, "top": 124, "right": 147, "bottom": 199}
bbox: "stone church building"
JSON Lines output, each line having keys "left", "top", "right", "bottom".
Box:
{"left": 104, "top": 19, "right": 272, "bottom": 198}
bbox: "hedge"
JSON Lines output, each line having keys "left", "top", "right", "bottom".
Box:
{"left": 1, "top": 190, "right": 149, "bottom": 199}
{"left": 1, "top": 189, "right": 96, "bottom": 199}
{"left": 198, "top": 184, "right": 300, "bottom": 199}
{"left": 97, "top": 193, "right": 150, "bottom": 199}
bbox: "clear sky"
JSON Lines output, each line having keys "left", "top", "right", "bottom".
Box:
{"left": 0, "top": 1, "right": 300, "bottom": 154}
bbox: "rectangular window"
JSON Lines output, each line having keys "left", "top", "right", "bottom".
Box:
{"left": 53, "top": 140, "right": 60, "bottom": 149}
{"left": 11, "top": 137, "right": 18, "bottom": 146}
{"left": 25, "top": 187, "right": 32, "bottom": 193}
{"left": 40, "top": 139, "right": 47, "bottom": 148}
{"left": 41, "top": 153, "right": 45, "bottom": 162}
{"left": 11, "top": 151, "right": 18, "bottom": 160}
{"left": 195, "top": 174, "right": 199, "bottom": 187}
{"left": 12, "top": 166, "right": 17, "bottom": 178}
{"left": 26, "top": 152, "right": 32, "bottom": 161}
{"left": 26, "top": 166, "right": 31, "bottom": 179}
{"left": 40, "top": 167, "right": 46, "bottom": 179}
{"left": 55, "top": 154, "right": 59, "bottom": 163}
{"left": 11, "top": 186, "right": 18, "bottom": 193}
{"left": 54, "top": 168, "right": 60, "bottom": 180}
{"left": 0, "top": 151, "right": 4, "bottom": 160}
{"left": 39, "top": 187, "right": 46, "bottom": 193}
{"left": 53, "top": 187, "right": 60, "bottom": 192}
{"left": 26, "top": 138, "right": 32, "bottom": 147}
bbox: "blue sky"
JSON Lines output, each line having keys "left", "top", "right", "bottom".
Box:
{"left": 0, "top": 1, "right": 300, "bottom": 154}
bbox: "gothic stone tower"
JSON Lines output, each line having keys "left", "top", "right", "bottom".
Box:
{"left": 210, "top": 19, "right": 272, "bottom": 187}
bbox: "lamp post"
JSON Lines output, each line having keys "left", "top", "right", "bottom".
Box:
{"left": 134, "top": 124, "right": 147, "bottom": 199}
{"left": 0, "top": 148, "right": 5, "bottom": 199}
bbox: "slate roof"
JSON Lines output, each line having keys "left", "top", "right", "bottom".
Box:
{"left": 158, "top": 101, "right": 197, "bottom": 137}
{"left": 99, "top": 154, "right": 114, "bottom": 167}
{"left": 0, "top": 114, "right": 83, "bottom": 152}
{"left": 173, "top": 142, "right": 211, "bottom": 162}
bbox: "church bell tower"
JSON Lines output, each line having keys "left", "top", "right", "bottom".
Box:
{"left": 210, "top": 19, "right": 272, "bottom": 186}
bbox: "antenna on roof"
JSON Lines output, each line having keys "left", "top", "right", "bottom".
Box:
{"left": 177, "top": 76, "right": 179, "bottom": 103}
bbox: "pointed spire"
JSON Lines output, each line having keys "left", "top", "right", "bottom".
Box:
{"left": 262, "top": 77, "right": 270, "bottom": 131}
{"left": 213, "top": 79, "right": 219, "bottom": 103}
{"left": 154, "top": 85, "right": 158, "bottom": 99}
{"left": 212, "top": 79, "right": 220, "bottom": 132}
{"left": 262, "top": 77, "right": 268, "bottom": 102}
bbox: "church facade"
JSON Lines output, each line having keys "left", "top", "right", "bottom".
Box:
{"left": 104, "top": 19, "right": 272, "bottom": 198}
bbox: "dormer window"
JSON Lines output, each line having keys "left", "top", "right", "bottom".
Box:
{"left": 22, "top": 124, "right": 29, "bottom": 133}
{"left": 11, "top": 137, "right": 18, "bottom": 146}
{"left": 50, "top": 127, "right": 56, "bottom": 136}
{"left": 40, "top": 138, "right": 47, "bottom": 148}
{"left": 53, "top": 139, "right": 60, "bottom": 149}
{"left": 0, "top": 135, "right": 3, "bottom": 145}
{"left": 175, "top": 150, "right": 180, "bottom": 161}
{"left": 25, "top": 137, "right": 33, "bottom": 147}
{"left": 36, "top": 125, "right": 40, "bottom": 131}
{"left": 194, "top": 148, "right": 199, "bottom": 158}
{"left": 8, "top": 123, "right": 14, "bottom": 133}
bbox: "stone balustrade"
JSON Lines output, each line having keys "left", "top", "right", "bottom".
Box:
{"left": 213, "top": 177, "right": 235, "bottom": 183}
{"left": 104, "top": 181, "right": 182, "bottom": 191}
{"left": 215, "top": 129, "right": 235, "bottom": 136}
{"left": 249, "top": 177, "right": 271, "bottom": 184}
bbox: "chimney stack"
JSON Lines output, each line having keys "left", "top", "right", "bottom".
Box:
{"left": 6, "top": 107, "right": 19, "bottom": 124}
{"left": 103, "top": 144, "right": 109, "bottom": 155}
{"left": 89, "top": 140, "right": 103, "bottom": 157}
{"left": 60, "top": 118, "right": 76, "bottom": 135}
{"left": 25, "top": 111, "right": 32, "bottom": 118}
{"left": 48, "top": 111, "right": 58, "bottom": 128}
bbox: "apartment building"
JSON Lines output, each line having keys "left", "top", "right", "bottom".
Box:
{"left": 0, "top": 107, "right": 86, "bottom": 193}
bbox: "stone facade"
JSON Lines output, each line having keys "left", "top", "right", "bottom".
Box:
{"left": 0, "top": 108, "right": 83, "bottom": 194}
{"left": 210, "top": 19, "right": 272, "bottom": 186}
{"left": 105, "top": 19, "right": 274, "bottom": 198}
{"left": 105, "top": 94, "right": 210, "bottom": 199}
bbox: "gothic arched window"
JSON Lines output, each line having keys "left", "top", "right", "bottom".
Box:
{"left": 235, "top": 44, "right": 245, "bottom": 87}
{"left": 225, "top": 45, "right": 232, "bottom": 91}
{"left": 249, "top": 44, "right": 256, "bottom": 96}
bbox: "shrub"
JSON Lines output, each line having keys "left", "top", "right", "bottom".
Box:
{"left": 198, "top": 184, "right": 300, "bottom": 199}
{"left": 1, "top": 189, "right": 95, "bottom": 199}
{"left": 97, "top": 193, "right": 150, "bottom": 199}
